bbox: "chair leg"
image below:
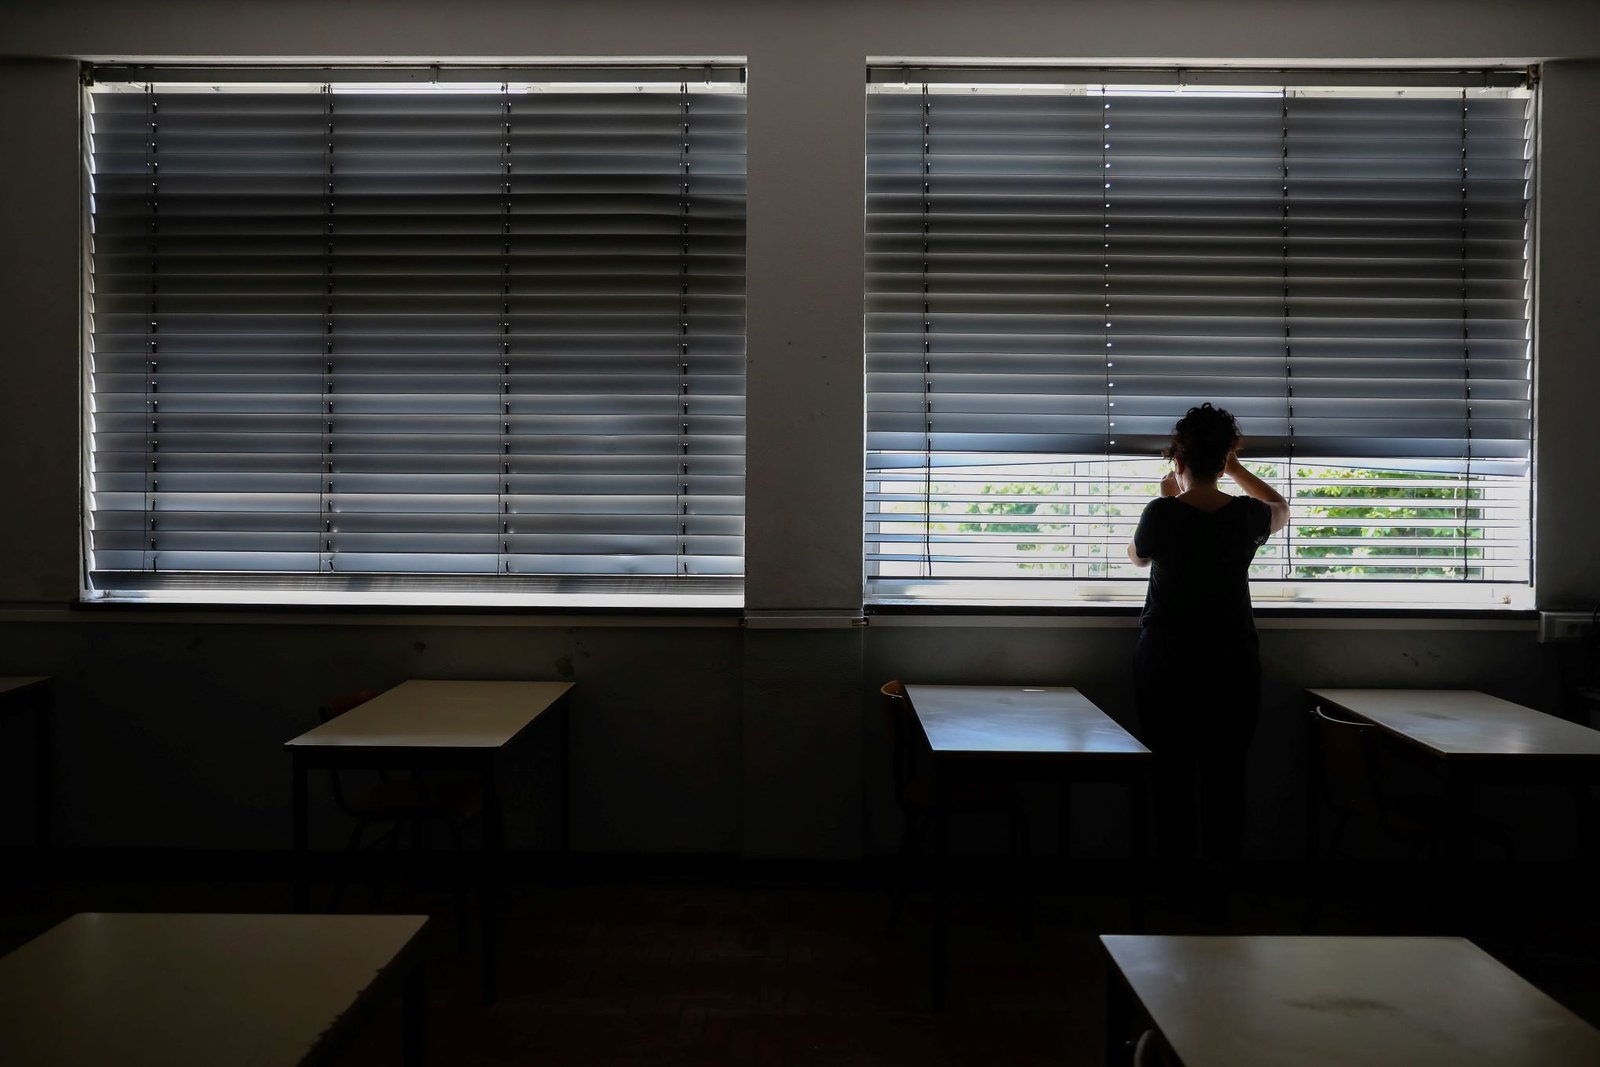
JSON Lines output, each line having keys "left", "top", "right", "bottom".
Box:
{"left": 1495, "top": 823, "right": 1518, "bottom": 863}
{"left": 371, "top": 823, "right": 401, "bottom": 909}
{"left": 447, "top": 816, "right": 470, "bottom": 952}
{"left": 1303, "top": 810, "right": 1347, "bottom": 932}
{"left": 1326, "top": 811, "right": 1349, "bottom": 861}
{"left": 886, "top": 812, "right": 926, "bottom": 937}
{"left": 1013, "top": 811, "right": 1033, "bottom": 938}
{"left": 408, "top": 816, "right": 425, "bottom": 908}
{"left": 1577, "top": 784, "right": 1598, "bottom": 862}
{"left": 330, "top": 819, "right": 370, "bottom": 914}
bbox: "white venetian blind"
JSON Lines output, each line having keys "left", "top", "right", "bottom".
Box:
{"left": 84, "top": 67, "right": 747, "bottom": 606}
{"left": 865, "top": 70, "right": 1533, "bottom": 604}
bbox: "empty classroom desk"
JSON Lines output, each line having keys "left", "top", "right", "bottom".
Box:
{"left": 0, "top": 912, "right": 429, "bottom": 1067}
{"left": 904, "top": 684, "right": 1150, "bottom": 1011}
{"left": 286, "top": 678, "right": 573, "bottom": 1002}
{"left": 1306, "top": 688, "right": 1600, "bottom": 861}
{"left": 1102, "top": 934, "right": 1600, "bottom": 1067}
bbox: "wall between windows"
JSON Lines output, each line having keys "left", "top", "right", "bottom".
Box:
{"left": 2, "top": 2, "right": 1599, "bottom": 860}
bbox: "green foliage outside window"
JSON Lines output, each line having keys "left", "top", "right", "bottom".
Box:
{"left": 947, "top": 464, "right": 1484, "bottom": 579}
{"left": 1290, "top": 467, "right": 1481, "bottom": 579}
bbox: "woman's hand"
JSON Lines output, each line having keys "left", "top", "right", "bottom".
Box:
{"left": 1159, "top": 471, "right": 1181, "bottom": 497}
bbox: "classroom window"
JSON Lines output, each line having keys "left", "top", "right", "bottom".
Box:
{"left": 83, "top": 65, "right": 747, "bottom": 608}
{"left": 865, "top": 68, "right": 1533, "bottom": 608}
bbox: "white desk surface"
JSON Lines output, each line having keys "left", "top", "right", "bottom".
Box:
{"left": 1308, "top": 688, "right": 1600, "bottom": 760}
{"left": 905, "top": 685, "right": 1148, "bottom": 759}
{"left": 0, "top": 912, "right": 427, "bottom": 1067}
{"left": 1103, "top": 935, "right": 1600, "bottom": 1067}
{"left": 286, "top": 679, "right": 572, "bottom": 750}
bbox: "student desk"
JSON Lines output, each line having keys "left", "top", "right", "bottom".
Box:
{"left": 0, "top": 675, "right": 51, "bottom": 850}
{"left": 286, "top": 679, "right": 573, "bottom": 1002}
{"left": 904, "top": 684, "right": 1150, "bottom": 1011}
{"left": 0, "top": 912, "right": 429, "bottom": 1067}
{"left": 1305, "top": 688, "right": 1600, "bottom": 862}
{"left": 1101, "top": 934, "right": 1600, "bottom": 1067}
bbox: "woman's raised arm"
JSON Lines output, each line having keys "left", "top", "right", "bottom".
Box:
{"left": 1224, "top": 454, "right": 1290, "bottom": 534}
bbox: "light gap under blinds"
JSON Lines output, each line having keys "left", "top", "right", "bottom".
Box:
{"left": 83, "top": 68, "right": 747, "bottom": 607}
{"left": 864, "top": 72, "right": 1533, "bottom": 606}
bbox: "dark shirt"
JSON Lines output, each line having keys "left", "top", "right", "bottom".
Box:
{"left": 1133, "top": 495, "right": 1271, "bottom": 636}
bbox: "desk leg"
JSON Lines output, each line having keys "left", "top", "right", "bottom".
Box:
{"left": 403, "top": 966, "right": 426, "bottom": 1067}
{"left": 482, "top": 758, "right": 502, "bottom": 1005}
{"left": 1059, "top": 780, "right": 1072, "bottom": 861}
{"left": 1445, "top": 765, "right": 1472, "bottom": 929}
{"left": 1129, "top": 772, "right": 1147, "bottom": 932}
{"left": 560, "top": 692, "right": 571, "bottom": 854}
{"left": 1578, "top": 776, "right": 1600, "bottom": 908}
{"left": 1446, "top": 765, "right": 1473, "bottom": 860}
{"left": 1306, "top": 703, "right": 1321, "bottom": 869}
{"left": 932, "top": 766, "right": 948, "bottom": 1013}
{"left": 1577, "top": 777, "right": 1598, "bottom": 863}
{"left": 292, "top": 757, "right": 309, "bottom": 912}
{"left": 34, "top": 693, "right": 50, "bottom": 852}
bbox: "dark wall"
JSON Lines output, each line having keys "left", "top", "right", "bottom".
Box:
{"left": 2, "top": 2, "right": 1599, "bottom": 862}
{"left": 0, "top": 617, "right": 744, "bottom": 853}
{"left": 0, "top": 615, "right": 1560, "bottom": 859}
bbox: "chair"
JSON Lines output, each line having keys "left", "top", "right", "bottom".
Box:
{"left": 321, "top": 689, "right": 483, "bottom": 929}
{"left": 1133, "top": 1029, "right": 1178, "bottom": 1067}
{"left": 1556, "top": 605, "right": 1600, "bottom": 725}
{"left": 880, "top": 680, "right": 1030, "bottom": 935}
{"left": 1306, "top": 704, "right": 1513, "bottom": 926}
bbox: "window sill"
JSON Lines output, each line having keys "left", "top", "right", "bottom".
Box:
{"left": 0, "top": 601, "right": 745, "bottom": 629}
{"left": 864, "top": 602, "right": 1538, "bottom": 630}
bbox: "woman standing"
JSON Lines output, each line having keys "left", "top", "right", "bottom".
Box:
{"left": 1125, "top": 404, "right": 1290, "bottom": 904}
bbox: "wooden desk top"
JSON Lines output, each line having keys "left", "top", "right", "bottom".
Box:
{"left": 0, "top": 912, "right": 427, "bottom": 1067}
{"left": 1103, "top": 935, "right": 1600, "bottom": 1067}
{"left": 1308, "top": 688, "right": 1600, "bottom": 760}
{"left": 0, "top": 675, "right": 50, "bottom": 706}
{"left": 904, "top": 685, "right": 1148, "bottom": 760}
{"left": 286, "top": 679, "right": 572, "bottom": 750}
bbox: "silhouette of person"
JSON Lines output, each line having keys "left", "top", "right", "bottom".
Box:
{"left": 1125, "top": 403, "right": 1289, "bottom": 911}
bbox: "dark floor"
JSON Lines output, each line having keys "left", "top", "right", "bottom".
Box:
{"left": 4, "top": 859, "right": 1600, "bottom": 1065}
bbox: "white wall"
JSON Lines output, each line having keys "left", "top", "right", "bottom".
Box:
{"left": 3, "top": 0, "right": 1599, "bottom": 860}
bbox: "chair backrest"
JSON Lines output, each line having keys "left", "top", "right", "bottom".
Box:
{"left": 1309, "top": 705, "right": 1383, "bottom": 819}
{"left": 879, "top": 680, "right": 918, "bottom": 804}
{"left": 1133, "top": 1029, "right": 1177, "bottom": 1067}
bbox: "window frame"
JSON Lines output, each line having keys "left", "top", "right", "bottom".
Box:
{"left": 862, "top": 66, "right": 1537, "bottom": 611}
{"left": 78, "top": 63, "right": 749, "bottom": 610}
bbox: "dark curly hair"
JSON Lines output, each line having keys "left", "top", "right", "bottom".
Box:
{"left": 1163, "top": 403, "right": 1241, "bottom": 482}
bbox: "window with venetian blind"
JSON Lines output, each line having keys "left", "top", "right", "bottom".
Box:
{"left": 83, "top": 65, "right": 747, "bottom": 607}
{"left": 865, "top": 68, "right": 1533, "bottom": 607}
